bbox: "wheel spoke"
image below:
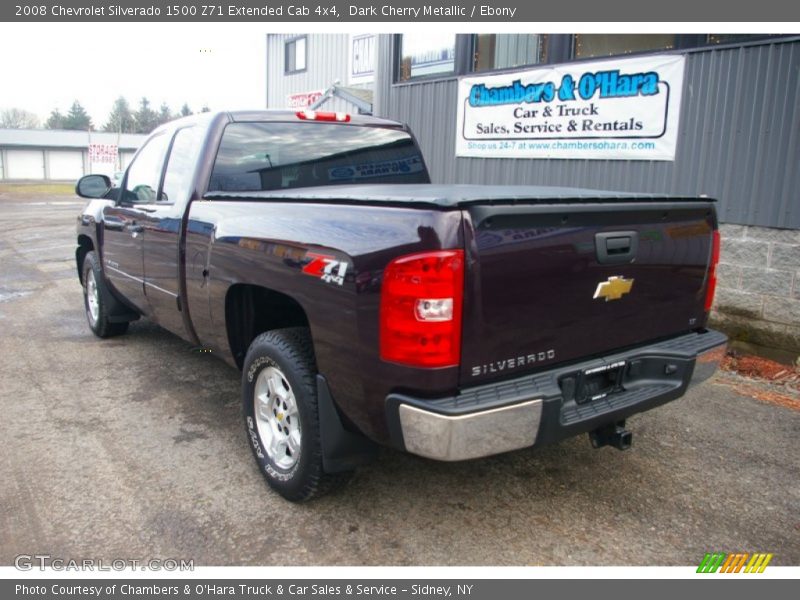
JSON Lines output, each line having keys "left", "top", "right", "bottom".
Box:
{"left": 286, "top": 431, "right": 300, "bottom": 456}
{"left": 267, "top": 375, "right": 277, "bottom": 398}
{"left": 272, "top": 373, "right": 288, "bottom": 402}
{"left": 273, "top": 435, "right": 288, "bottom": 458}
{"left": 254, "top": 392, "right": 268, "bottom": 420}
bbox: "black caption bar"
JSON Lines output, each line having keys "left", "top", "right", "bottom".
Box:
{"left": 4, "top": 580, "right": 795, "bottom": 600}
{"left": 2, "top": 0, "right": 800, "bottom": 21}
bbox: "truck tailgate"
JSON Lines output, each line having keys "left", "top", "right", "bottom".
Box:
{"left": 460, "top": 201, "right": 716, "bottom": 385}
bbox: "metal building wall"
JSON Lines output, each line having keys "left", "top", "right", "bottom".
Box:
{"left": 266, "top": 34, "right": 363, "bottom": 114}
{"left": 375, "top": 36, "right": 800, "bottom": 229}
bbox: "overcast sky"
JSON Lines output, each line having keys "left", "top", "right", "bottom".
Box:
{"left": 0, "top": 22, "right": 782, "bottom": 129}
{"left": 0, "top": 23, "right": 267, "bottom": 127}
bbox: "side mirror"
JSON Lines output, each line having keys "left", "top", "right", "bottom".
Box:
{"left": 76, "top": 174, "right": 112, "bottom": 199}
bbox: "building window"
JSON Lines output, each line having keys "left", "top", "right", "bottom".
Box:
{"left": 472, "top": 34, "right": 548, "bottom": 72}
{"left": 707, "top": 34, "right": 775, "bottom": 45}
{"left": 285, "top": 36, "right": 307, "bottom": 74}
{"left": 398, "top": 33, "right": 456, "bottom": 82}
{"left": 573, "top": 34, "right": 678, "bottom": 59}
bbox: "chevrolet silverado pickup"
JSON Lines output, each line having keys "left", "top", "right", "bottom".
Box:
{"left": 75, "top": 110, "right": 727, "bottom": 501}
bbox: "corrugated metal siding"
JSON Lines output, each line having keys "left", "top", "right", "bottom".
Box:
{"left": 375, "top": 36, "right": 800, "bottom": 229}
{"left": 266, "top": 34, "right": 370, "bottom": 114}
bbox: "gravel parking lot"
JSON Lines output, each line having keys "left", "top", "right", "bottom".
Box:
{"left": 1, "top": 189, "right": 798, "bottom": 566}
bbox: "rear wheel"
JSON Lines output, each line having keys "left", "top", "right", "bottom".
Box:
{"left": 82, "top": 251, "right": 129, "bottom": 338}
{"left": 242, "top": 328, "right": 347, "bottom": 501}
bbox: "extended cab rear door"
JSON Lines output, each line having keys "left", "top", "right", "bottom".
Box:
{"left": 102, "top": 132, "right": 171, "bottom": 314}
{"left": 139, "top": 125, "right": 205, "bottom": 338}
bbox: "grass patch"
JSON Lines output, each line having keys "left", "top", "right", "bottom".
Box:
{"left": 0, "top": 182, "right": 76, "bottom": 195}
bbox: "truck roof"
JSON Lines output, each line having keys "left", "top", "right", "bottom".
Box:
{"left": 227, "top": 110, "right": 404, "bottom": 128}
{"left": 204, "top": 184, "right": 715, "bottom": 208}
{"left": 151, "top": 110, "right": 406, "bottom": 139}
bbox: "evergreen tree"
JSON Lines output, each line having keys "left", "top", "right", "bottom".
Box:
{"left": 134, "top": 97, "right": 158, "bottom": 134}
{"left": 62, "top": 100, "right": 93, "bottom": 130}
{"left": 103, "top": 97, "right": 135, "bottom": 133}
{"left": 179, "top": 103, "right": 192, "bottom": 117}
{"left": 156, "top": 102, "right": 172, "bottom": 127}
{"left": 200, "top": 105, "right": 210, "bottom": 113}
{"left": 45, "top": 108, "right": 65, "bottom": 129}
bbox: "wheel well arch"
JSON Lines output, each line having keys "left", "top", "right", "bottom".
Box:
{"left": 76, "top": 234, "right": 94, "bottom": 284}
{"left": 225, "top": 283, "right": 311, "bottom": 370}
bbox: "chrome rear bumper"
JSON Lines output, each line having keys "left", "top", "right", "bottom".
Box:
{"left": 399, "top": 400, "right": 543, "bottom": 461}
{"left": 689, "top": 341, "right": 727, "bottom": 387}
{"left": 391, "top": 329, "right": 727, "bottom": 462}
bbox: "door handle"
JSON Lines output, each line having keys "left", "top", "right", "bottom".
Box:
{"left": 126, "top": 224, "right": 144, "bottom": 234}
{"left": 595, "top": 231, "right": 638, "bottom": 264}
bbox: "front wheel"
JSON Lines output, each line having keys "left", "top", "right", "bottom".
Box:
{"left": 242, "top": 328, "right": 347, "bottom": 501}
{"left": 82, "top": 251, "right": 129, "bottom": 338}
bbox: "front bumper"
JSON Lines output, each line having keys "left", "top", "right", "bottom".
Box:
{"left": 387, "top": 329, "right": 727, "bottom": 461}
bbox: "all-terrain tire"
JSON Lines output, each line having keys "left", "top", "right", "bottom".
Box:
{"left": 82, "top": 251, "right": 129, "bottom": 338}
{"left": 242, "top": 327, "right": 349, "bottom": 502}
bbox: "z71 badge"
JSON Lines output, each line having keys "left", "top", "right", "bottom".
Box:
{"left": 301, "top": 252, "right": 348, "bottom": 286}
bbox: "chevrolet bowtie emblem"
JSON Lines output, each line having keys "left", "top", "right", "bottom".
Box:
{"left": 593, "top": 276, "right": 634, "bottom": 301}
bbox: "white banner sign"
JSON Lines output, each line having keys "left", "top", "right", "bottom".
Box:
{"left": 456, "top": 54, "right": 685, "bottom": 161}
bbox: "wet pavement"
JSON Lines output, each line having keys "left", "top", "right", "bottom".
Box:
{"left": 0, "top": 193, "right": 798, "bottom": 566}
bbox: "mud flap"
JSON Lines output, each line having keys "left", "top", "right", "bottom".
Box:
{"left": 317, "top": 374, "right": 378, "bottom": 473}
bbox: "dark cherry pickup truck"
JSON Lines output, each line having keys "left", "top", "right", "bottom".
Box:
{"left": 75, "top": 110, "right": 727, "bottom": 501}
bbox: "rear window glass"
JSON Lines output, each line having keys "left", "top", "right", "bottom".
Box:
{"left": 208, "top": 122, "right": 429, "bottom": 192}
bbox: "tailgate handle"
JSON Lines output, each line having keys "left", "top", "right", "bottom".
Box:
{"left": 596, "top": 231, "right": 638, "bottom": 264}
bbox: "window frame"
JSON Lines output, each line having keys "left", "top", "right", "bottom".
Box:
{"left": 158, "top": 125, "right": 199, "bottom": 206}
{"left": 118, "top": 131, "right": 170, "bottom": 206}
{"left": 392, "top": 33, "right": 792, "bottom": 85}
{"left": 284, "top": 35, "right": 307, "bottom": 75}
{"left": 470, "top": 34, "right": 550, "bottom": 74}
{"left": 393, "top": 33, "right": 463, "bottom": 85}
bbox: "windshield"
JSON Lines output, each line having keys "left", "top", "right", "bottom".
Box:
{"left": 208, "top": 122, "right": 430, "bottom": 192}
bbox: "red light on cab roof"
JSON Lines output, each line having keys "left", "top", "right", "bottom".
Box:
{"left": 296, "top": 110, "right": 351, "bottom": 122}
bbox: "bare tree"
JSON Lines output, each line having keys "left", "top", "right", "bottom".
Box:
{"left": 0, "top": 108, "right": 40, "bottom": 129}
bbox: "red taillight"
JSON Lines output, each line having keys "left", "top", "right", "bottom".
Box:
{"left": 295, "top": 110, "right": 350, "bottom": 122}
{"left": 380, "top": 250, "right": 464, "bottom": 368}
{"left": 704, "top": 230, "right": 721, "bottom": 312}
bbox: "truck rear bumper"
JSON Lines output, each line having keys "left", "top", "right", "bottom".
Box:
{"left": 386, "top": 329, "right": 727, "bottom": 461}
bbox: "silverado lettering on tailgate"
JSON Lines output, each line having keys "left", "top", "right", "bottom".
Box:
{"left": 472, "top": 349, "right": 556, "bottom": 377}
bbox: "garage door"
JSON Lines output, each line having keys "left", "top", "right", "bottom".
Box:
{"left": 49, "top": 150, "right": 84, "bottom": 180}
{"left": 120, "top": 151, "right": 136, "bottom": 170}
{"left": 6, "top": 150, "right": 45, "bottom": 179}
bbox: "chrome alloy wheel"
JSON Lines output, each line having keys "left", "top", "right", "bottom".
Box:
{"left": 254, "top": 366, "right": 301, "bottom": 469}
{"left": 86, "top": 269, "right": 100, "bottom": 325}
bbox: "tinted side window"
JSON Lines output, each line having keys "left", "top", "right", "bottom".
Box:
{"left": 123, "top": 133, "right": 169, "bottom": 204}
{"left": 209, "top": 122, "right": 430, "bottom": 192}
{"left": 161, "top": 126, "right": 203, "bottom": 203}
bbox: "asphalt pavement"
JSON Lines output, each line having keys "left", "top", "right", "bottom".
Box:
{"left": 0, "top": 192, "right": 797, "bottom": 566}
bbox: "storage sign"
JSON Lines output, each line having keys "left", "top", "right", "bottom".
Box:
{"left": 88, "top": 143, "right": 118, "bottom": 164}
{"left": 456, "top": 54, "right": 685, "bottom": 161}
